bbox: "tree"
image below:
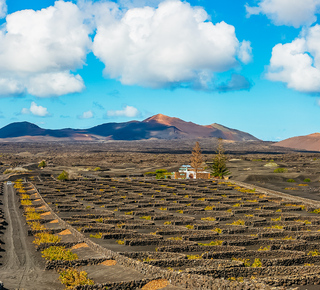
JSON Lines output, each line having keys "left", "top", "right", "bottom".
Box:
{"left": 57, "top": 170, "right": 69, "bottom": 181}
{"left": 38, "top": 160, "right": 46, "bottom": 168}
{"left": 211, "top": 139, "right": 230, "bottom": 179}
{"left": 191, "top": 142, "right": 203, "bottom": 176}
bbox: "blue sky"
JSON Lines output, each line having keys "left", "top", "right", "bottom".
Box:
{"left": 0, "top": 0, "right": 319, "bottom": 141}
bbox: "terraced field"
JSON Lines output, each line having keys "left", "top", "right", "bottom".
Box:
{"left": 6, "top": 175, "right": 320, "bottom": 289}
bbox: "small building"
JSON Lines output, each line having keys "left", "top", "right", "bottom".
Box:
{"left": 174, "top": 165, "right": 210, "bottom": 179}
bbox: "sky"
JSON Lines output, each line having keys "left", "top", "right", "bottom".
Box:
{"left": 0, "top": 0, "right": 319, "bottom": 141}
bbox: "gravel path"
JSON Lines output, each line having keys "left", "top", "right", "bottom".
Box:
{"left": 0, "top": 183, "right": 61, "bottom": 290}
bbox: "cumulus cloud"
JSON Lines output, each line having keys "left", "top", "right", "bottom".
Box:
{"left": 21, "top": 102, "right": 50, "bottom": 117}
{"left": 266, "top": 24, "right": 320, "bottom": 93}
{"left": 0, "top": 0, "right": 252, "bottom": 96}
{"left": 27, "top": 72, "right": 85, "bottom": 97}
{"left": 0, "top": 78, "right": 25, "bottom": 96}
{"left": 93, "top": 0, "right": 252, "bottom": 89}
{"left": 217, "top": 74, "right": 252, "bottom": 93}
{"left": 246, "top": 0, "right": 320, "bottom": 28}
{"left": 107, "top": 105, "right": 140, "bottom": 118}
{"left": 78, "top": 110, "right": 94, "bottom": 119}
{"left": 0, "top": 1, "right": 91, "bottom": 97}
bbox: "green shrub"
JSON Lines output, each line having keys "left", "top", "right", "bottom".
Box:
{"left": 274, "top": 168, "right": 287, "bottom": 173}
{"left": 308, "top": 250, "right": 320, "bottom": 256}
{"left": 26, "top": 211, "right": 41, "bottom": 220}
{"left": 187, "top": 254, "right": 202, "bottom": 259}
{"left": 198, "top": 240, "right": 223, "bottom": 246}
{"left": 227, "top": 219, "right": 245, "bottom": 226}
{"left": 251, "top": 258, "right": 262, "bottom": 267}
{"left": 38, "top": 160, "right": 46, "bottom": 168}
{"left": 185, "top": 224, "right": 194, "bottom": 229}
{"left": 57, "top": 170, "right": 69, "bottom": 180}
{"left": 140, "top": 216, "right": 152, "bottom": 220}
{"left": 204, "top": 206, "right": 215, "bottom": 210}
{"left": 94, "top": 167, "right": 101, "bottom": 171}
{"left": 28, "top": 221, "right": 46, "bottom": 231}
{"left": 304, "top": 178, "right": 311, "bottom": 182}
{"left": 155, "top": 169, "right": 168, "bottom": 179}
{"left": 287, "top": 179, "right": 295, "bottom": 182}
{"left": 90, "top": 232, "right": 103, "bottom": 239}
{"left": 59, "top": 268, "right": 94, "bottom": 289}
{"left": 155, "top": 169, "right": 168, "bottom": 174}
{"left": 21, "top": 199, "right": 32, "bottom": 206}
{"left": 201, "top": 217, "right": 216, "bottom": 221}
{"left": 33, "top": 232, "right": 61, "bottom": 245}
{"left": 167, "top": 236, "right": 182, "bottom": 241}
{"left": 42, "top": 246, "right": 78, "bottom": 261}
{"left": 311, "top": 208, "right": 320, "bottom": 214}
{"left": 258, "top": 245, "right": 271, "bottom": 251}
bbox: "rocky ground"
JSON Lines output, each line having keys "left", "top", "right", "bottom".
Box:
{"left": 0, "top": 140, "right": 320, "bottom": 289}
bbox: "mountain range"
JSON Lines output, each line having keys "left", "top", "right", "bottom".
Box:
{"left": 275, "top": 133, "right": 320, "bottom": 152}
{"left": 0, "top": 114, "right": 259, "bottom": 142}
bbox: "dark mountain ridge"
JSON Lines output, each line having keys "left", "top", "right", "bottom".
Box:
{"left": 0, "top": 114, "right": 259, "bottom": 141}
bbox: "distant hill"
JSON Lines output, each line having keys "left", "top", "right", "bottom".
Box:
{"left": 275, "top": 133, "right": 320, "bottom": 152}
{"left": 0, "top": 114, "right": 259, "bottom": 142}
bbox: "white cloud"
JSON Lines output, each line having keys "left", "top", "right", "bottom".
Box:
{"left": 27, "top": 72, "right": 85, "bottom": 97}
{"left": 0, "top": 0, "right": 252, "bottom": 95}
{"left": 238, "top": 40, "right": 253, "bottom": 64}
{"left": 21, "top": 102, "right": 49, "bottom": 117}
{"left": 0, "top": 78, "right": 25, "bottom": 96}
{"left": 0, "top": 0, "right": 7, "bottom": 19}
{"left": 246, "top": 0, "right": 320, "bottom": 28}
{"left": 267, "top": 24, "right": 320, "bottom": 93}
{"left": 93, "top": 0, "right": 251, "bottom": 89}
{"left": 107, "top": 105, "right": 140, "bottom": 117}
{"left": 21, "top": 108, "right": 29, "bottom": 115}
{"left": 0, "top": 1, "right": 91, "bottom": 96}
{"left": 78, "top": 110, "right": 94, "bottom": 119}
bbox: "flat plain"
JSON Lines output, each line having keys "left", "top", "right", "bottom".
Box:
{"left": 1, "top": 140, "right": 320, "bottom": 289}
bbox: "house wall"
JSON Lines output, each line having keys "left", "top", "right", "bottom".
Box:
{"left": 196, "top": 172, "right": 211, "bottom": 179}
{"left": 174, "top": 171, "right": 210, "bottom": 179}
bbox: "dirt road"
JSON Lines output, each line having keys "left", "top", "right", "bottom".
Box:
{"left": 0, "top": 183, "right": 61, "bottom": 290}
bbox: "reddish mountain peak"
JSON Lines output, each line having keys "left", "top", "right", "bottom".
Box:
{"left": 143, "top": 114, "right": 181, "bottom": 126}
{"left": 308, "top": 133, "right": 320, "bottom": 137}
{"left": 275, "top": 132, "right": 320, "bottom": 151}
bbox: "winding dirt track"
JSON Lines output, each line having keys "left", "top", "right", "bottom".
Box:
{"left": 0, "top": 183, "right": 61, "bottom": 290}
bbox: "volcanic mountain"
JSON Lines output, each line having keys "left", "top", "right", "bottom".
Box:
{"left": 0, "top": 114, "right": 259, "bottom": 141}
{"left": 275, "top": 133, "right": 320, "bottom": 152}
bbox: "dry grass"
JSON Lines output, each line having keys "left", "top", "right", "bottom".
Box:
{"left": 71, "top": 243, "right": 89, "bottom": 250}
{"left": 101, "top": 260, "right": 117, "bottom": 266}
{"left": 40, "top": 211, "right": 51, "bottom": 217}
{"left": 58, "top": 229, "right": 72, "bottom": 236}
{"left": 49, "top": 219, "right": 59, "bottom": 224}
{"left": 141, "top": 279, "right": 169, "bottom": 290}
